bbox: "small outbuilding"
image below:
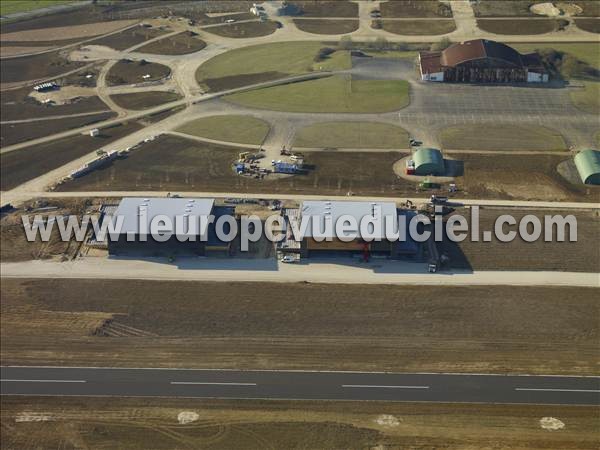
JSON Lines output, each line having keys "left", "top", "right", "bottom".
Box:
{"left": 413, "top": 148, "right": 445, "bottom": 176}
{"left": 574, "top": 149, "right": 600, "bottom": 185}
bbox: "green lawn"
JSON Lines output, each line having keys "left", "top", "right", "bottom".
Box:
{"left": 294, "top": 121, "right": 409, "bottom": 149}
{"left": 196, "top": 41, "right": 351, "bottom": 88}
{"left": 570, "top": 81, "right": 600, "bottom": 115}
{"left": 513, "top": 43, "right": 600, "bottom": 70}
{"left": 176, "top": 115, "right": 271, "bottom": 145}
{"left": 0, "top": 0, "right": 75, "bottom": 15}
{"left": 440, "top": 124, "right": 568, "bottom": 152}
{"left": 225, "top": 75, "right": 410, "bottom": 113}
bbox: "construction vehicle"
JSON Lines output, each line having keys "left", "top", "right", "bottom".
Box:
{"left": 238, "top": 151, "right": 250, "bottom": 162}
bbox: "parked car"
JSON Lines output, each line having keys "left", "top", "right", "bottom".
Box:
{"left": 280, "top": 255, "right": 297, "bottom": 263}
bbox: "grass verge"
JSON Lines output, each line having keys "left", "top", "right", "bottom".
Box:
{"left": 575, "top": 18, "right": 600, "bottom": 33}
{"left": 224, "top": 75, "right": 410, "bottom": 113}
{"left": 294, "top": 121, "right": 409, "bottom": 148}
{"left": 106, "top": 60, "right": 171, "bottom": 86}
{"left": 381, "top": 0, "right": 453, "bottom": 18}
{"left": 176, "top": 115, "right": 270, "bottom": 145}
{"left": 440, "top": 124, "right": 568, "bottom": 151}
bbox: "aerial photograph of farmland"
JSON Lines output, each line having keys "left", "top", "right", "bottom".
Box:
{"left": 1, "top": 0, "right": 599, "bottom": 448}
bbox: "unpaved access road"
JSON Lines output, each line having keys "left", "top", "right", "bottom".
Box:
{"left": 1, "top": 258, "right": 598, "bottom": 287}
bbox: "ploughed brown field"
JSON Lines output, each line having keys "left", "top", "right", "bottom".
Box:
{"left": 1, "top": 112, "right": 115, "bottom": 147}
{"left": 1, "top": 279, "right": 598, "bottom": 375}
{"left": 0, "top": 121, "right": 143, "bottom": 191}
{"left": 2, "top": 397, "right": 597, "bottom": 449}
{"left": 439, "top": 207, "right": 600, "bottom": 272}
{"left": 56, "top": 135, "right": 599, "bottom": 203}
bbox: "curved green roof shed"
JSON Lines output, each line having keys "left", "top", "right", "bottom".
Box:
{"left": 574, "top": 149, "right": 600, "bottom": 185}
{"left": 413, "top": 148, "right": 445, "bottom": 176}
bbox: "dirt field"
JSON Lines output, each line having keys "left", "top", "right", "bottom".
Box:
{"left": 287, "top": 1, "right": 358, "bottom": 17}
{"left": 293, "top": 19, "right": 359, "bottom": 34}
{"left": 1, "top": 112, "right": 115, "bottom": 147}
{"left": 86, "top": 25, "right": 169, "bottom": 51}
{"left": 381, "top": 0, "right": 453, "bottom": 18}
{"left": 440, "top": 124, "right": 568, "bottom": 151}
{"left": 575, "top": 18, "right": 600, "bottom": 32}
{"left": 2, "top": 397, "right": 598, "bottom": 450}
{"left": 0, "top": 49, "right": 85, "bottom": 84}
{"left": 474, "top": 0, "right": 600, "bottom": 17}
{"left": 476, "top": 19, "right": 562, "bottom": 34}
{"left": 0, "top": 20, "right": 136, "bottom": 42}
{"left": 439, "top": 206, "right": 600, "bottom": 272}
{"left": 57, "top": 134, "right": 415, "bottom": 196}
{"left": 105, "top": 60, "right": 171, "bottom": 86}
{"left": 456, "top": 152, "right": 599, "bottom": 202}
{"left": 0, "top": 121, "right": 143, "bottom": 191}
{"left": 110, "top": 91, "right": 182, "bottom": 110}
{"left": 136, "top": 31, "right": 206, "bottom": 55}
{"left": 380, "top": 19, "right": 456, "bottom": 35}
{"left": 203, "top": 21, "right": 279, "bottom": 38}
{"left": 0, "top": 199, "right": 89, "bottom": 263}
{"left": 1, "top": 278, "right": 598, "bottom": 376}
{"left": 1, "top": 85, "right": 107, "bottom": 121}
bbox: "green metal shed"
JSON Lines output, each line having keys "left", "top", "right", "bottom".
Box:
{"left": 413, "top": 148, "right": 445, "bottom": 176}
{"left": 574, "top": 149, "right": 600, "bottom": 185}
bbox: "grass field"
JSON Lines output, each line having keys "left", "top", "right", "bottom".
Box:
{"left": 440, "top": 124, "right": 568, "bottom": 152}
{"left": 381, "top": 0, "right": 453, "bottom": 18}
{"left": 203, "top": 21, "right": 278, "bottom": 39}
{"left": 293, "top": 19, "right": 359, "bottom": 34}
{"left": 440, "top": 207, "right": 600, "bottom": 272}
{"left": 294, "top": 121, "right": 409, "bottom": 148}
{"left": 569, "top": 81, "right": 600, "bottom": 114}
{"left": 4, "top": 397, "right": 596, "bottom": 449}
{"left": 58, "top": 134, "right": 413, "bottom": 196}
{"left": 512, "top": 43, "right": 600, "bottom": 69}
{"left": 106, "top": 60, "right": 171, "bottom": 86}
{"left": 1, "top": 112, "right": 115, "bottom": 147}
{"left": 1, "top": 278, "right": 598, "bottom": 375}
{"left": 110, "top": 91, "right": 182, "bottom": 110}
{"left": 136, "top": 31, "right": 206, "bottom": 55}
{"left": 0, "top": 0, "right": 75, "bottom": 15}
{"left": 476, "top": 19, "right": 559, "bottom": 34}
{"left": 225, "top": 75, "right": 410, "bottom": 113}
{"left": 575, "top": 18, "right": 600, "bottom": 33}
{"left": 380, "top": 19, "right": 456, "bottom": 35}
{"left": 195, "top": 41, "right": 351, "bottom": 91}
{"left": 176, "top": 115, "right": 271, "bottom": 145}
{"left": 0, "top": 121, "right": 143, "bottom": 191}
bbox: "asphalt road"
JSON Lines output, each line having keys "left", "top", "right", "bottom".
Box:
{"left": 2, "top": 367, "right": 599, "bottom": 406}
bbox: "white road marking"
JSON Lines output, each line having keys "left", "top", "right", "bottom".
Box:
{"left": 342, "top": 385, "right": 429, "bottom": 389}
{"left": 170, "top": 382, "right": 257, "bottom": 386}
{"left": 1, "top": 379, "right": 86, "bottom": 383}
{"left": 515, "top": 388, "right": 600, "bottom": 393}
